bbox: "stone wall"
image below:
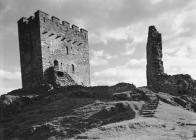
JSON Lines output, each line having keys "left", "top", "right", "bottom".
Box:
{"left": 18, "top": 10, "right": 90, "bottom": 89}
{"left": 37, "top": 10, "right": 90, "bottom": 86}
{"left": 18, "top": 15, "right": 43, "bottom": 89}
{"left": 146, "top": 26, "right": 164, "bottom": 91}
{"left": 146, "top": 26, "right": 196, "bottom": 95}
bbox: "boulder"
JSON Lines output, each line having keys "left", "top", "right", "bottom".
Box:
{"left": 112, "top": 91, "right": 131, "bottom": 100}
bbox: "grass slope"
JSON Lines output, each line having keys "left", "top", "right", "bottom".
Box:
{"left": 73, "top": 101, "right": 196, "bottom": 140}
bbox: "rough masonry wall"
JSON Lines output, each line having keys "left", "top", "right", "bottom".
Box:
{"left": 37, "top": 11, "right": 90, "bottom": 86}
{"left": 18, "top": 10, "right": 90, "bottom": 89}
{"left": 146, "top": 26, "right": 164, "bottom": 90}
{"left": 146, "top": 26, "right": 196, "bottom": 95}
{"left": 18, "top": 16, "right": 43, "bottom": 89}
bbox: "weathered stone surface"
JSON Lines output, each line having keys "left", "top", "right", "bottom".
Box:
{"left": 112, "top": 91, "right": 131, "bottom": 100}
{"left": 18, "top": 10, "right": 90, "bottom": 89}
{"left": 146, "top": 26, "right": 196, "bottom": 96}
{"left": 146, "top": 25, "right": 164, "bottom": 90}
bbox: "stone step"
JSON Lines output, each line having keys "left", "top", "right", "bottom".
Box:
{"left": 147, "top": 101, "right": 159, "bottom": 103}
{"left": 142, "top": 109, "right": 155, "bottom": 111}
{"left": 144, "top": 104, "right": 158, "bottom": 107}
{"left": 143, "top": 106, "right": 157, "bottom": 108}
{"left": 140, "top": 98, "right": 159, "bottom": 118}
{"left": 143, "top": 106, "right": 157, "bottom": 109}
{"left": 141, "top": 112, "right": 155, "bottom": 115}
{"left": 145, "top": 102, "right": 158, "bottom": 104}
{"left": 142, "top": 108, "right": 156, "bottom": 111}
{"left": 141, "top": 111, "right": 156, "bottom": 115}
{"left": 141, "top": 114, "right": 152, "bottom": 116}
{"left": 141, "top": 115, "right": 154, "bottom": 117}
{"left": 147, "top": 102, "right": 159, "bottom": 104}
{"left": 143, "top": 108, "right": 157, "bottom": 111}
{"left": 145, "top": 103, "right": 158, "bottom": 105}
{"left": 143, "top": 107, "right": 157, "bottom": 110}
{"left": 141, "top": 114, "right": 154, "bottom": 116}
{"left": 147, "top": 98, "right": 158, "bottom": 100}
{"left": 146, "top": 97, "right": 157, "bottom": 99}
{"left": 141, "top": 110, "right": 156, "bottom": 113}
{"left": 145, "top": 94, "right": 157, "bottom": 97}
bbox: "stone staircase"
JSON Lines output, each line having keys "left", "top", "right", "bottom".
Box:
{"left": 55, "top": 71, "right": 77, "bottom": 86}
{"left": 62, "top": 72, "right": 77, "bottom": 86}
{"left": 140, "top": 94, "right": 159, "bottom": 117}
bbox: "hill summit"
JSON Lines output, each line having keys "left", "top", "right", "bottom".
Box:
{"left": 0, "top": 83, "right": 196, "bottom": 139}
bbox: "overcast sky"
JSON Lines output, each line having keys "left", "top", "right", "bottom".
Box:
{"left": 0, "top": 0, "right": 196, "bottom": 94}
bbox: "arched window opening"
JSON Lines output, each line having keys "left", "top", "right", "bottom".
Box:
{"left": 60, "top": 63, "right": 63, "bottom": 69}
{"left": 57, "top": 71, "right": 64, "bottom": 77}
{"left": 54, "top": 60, "right": 59, "bottom": 70}
{"left": 66, "top": 47, "right": 69, "bottom": 55}
{"left": 71, "top": 64, "right": 75, "bottom": 72}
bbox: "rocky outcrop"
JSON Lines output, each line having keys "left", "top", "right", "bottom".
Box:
{"left": 158, "top": 74, "right": 196, "bottom": 96}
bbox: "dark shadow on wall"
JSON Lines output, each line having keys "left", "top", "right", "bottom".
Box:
{"left": 43, "top": 66, "right": 77, "bottom": 88}
{"left": 44, "top": 67, "right": 55, "bottom": 86}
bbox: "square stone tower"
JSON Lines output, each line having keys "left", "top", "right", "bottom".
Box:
{"left": 18, "top": 10, "right": 90, "bottom": 89}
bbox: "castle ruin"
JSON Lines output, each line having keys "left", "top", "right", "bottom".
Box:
{"left": 146, "top": 26, "right": 164, "bottom": 90}
{"left": 146, "top": 26, "right": 196, "bottom": 95}
{"left": 18, "top": 10, "right": 90, "bottom": 89}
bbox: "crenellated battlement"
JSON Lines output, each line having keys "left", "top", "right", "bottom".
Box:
{"left": 34, "top": 10, "right": 49, "bottom": 18}
{"left": 51, "top": 16, "right": 60, "bottom": 23}
{"left": 17, "top": 17, "right": 29, "bottom": 24}
{"left": 18, "top": 10, "right": 88, "bottom": 39}
{"left": 18, "top": 10, "right": 88, "bottom": 40}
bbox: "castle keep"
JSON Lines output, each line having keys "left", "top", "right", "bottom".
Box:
{"left": 18, "top": 10, "right": 90, "bottom": 89}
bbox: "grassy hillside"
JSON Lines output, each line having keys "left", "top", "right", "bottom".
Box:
{"left": 0, "top": 83, "right": 196, "bottom": 140}
{"left": 74, "top": 101, "right": 196, "bottom": 140}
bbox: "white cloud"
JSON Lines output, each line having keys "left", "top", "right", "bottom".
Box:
{"left": 126, "top": 58, "right": 146, "bottom": 67}
{"left": 161, "top": 2, "right": 196, "bottom": 79}
{"left": 72, "top": 18, "right": 88, "bottom": 29}
{"left": 0, "top": 88, "right": 15, "bottom": 95}
{"left": 122, "top": 43, "right": 136, "bottom": 55}
{"left": 99, "top": 27, "right": 130, "bottom": 44}
{"left": 150, "top": 0, "right": 163, "bottom": 5}
{"left": 90, "top": 50, "right": 113, "bottom": 66}
{"left": 92, "top": 66, "right": 146, "bottom": 87}
{"left": 91, "top": 22, "right": 147, "bottom": 45}
{"left": 92, "top": 57, "right": 146, "bottom": 87}
{"left": 0, "top": 70, "right": 21, "bottom": 95}
{"left": 0, "top": 70, "right": 21, "bottom": 80}
{"left": 163, "top": 40, "right": 196, "bottom": 78}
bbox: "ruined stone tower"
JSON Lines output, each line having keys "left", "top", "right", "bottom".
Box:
{"left": 146, "top": 25, "right": 196, "bottom": 95}
{"left": 18, "top": 10, "right": 90, "bottom": 89}
{"left": 146, "top": 26, "right": 164, "bottom": 90}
